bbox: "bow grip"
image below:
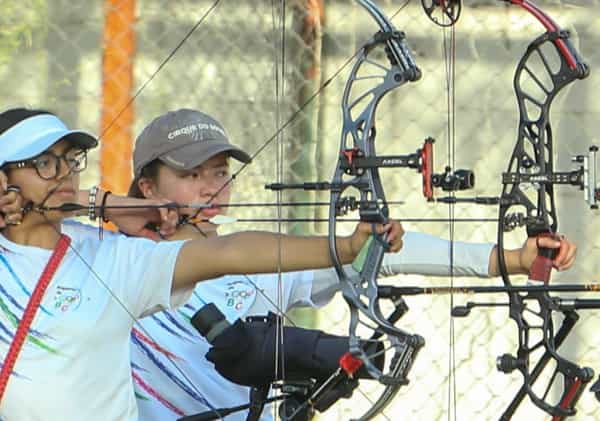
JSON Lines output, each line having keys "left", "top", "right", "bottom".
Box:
{"left": 352, "top": 236, "right": 373, "bottom": 272}
{"left": 528, "top": 232, "right": 559, "bottom": 284}
{"left": 351, "top": 233, "right": 389, "bottom": 274}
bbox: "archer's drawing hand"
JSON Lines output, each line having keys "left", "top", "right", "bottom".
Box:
{"left": 102, "top": 193, "right": 179, "bottom": 241}
{"left": 0, "top": 170, "right": 24, "bottom": 227}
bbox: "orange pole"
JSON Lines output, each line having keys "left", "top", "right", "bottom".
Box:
{"left": 99, "top": 0, "right": 136, "bottom": 196}
{"left": 302, "top": 0, "right": 325, "bottom": 81}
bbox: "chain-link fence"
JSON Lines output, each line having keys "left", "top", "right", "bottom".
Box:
{"left": 1, "top": 0, "right": 599, "bottom": 419}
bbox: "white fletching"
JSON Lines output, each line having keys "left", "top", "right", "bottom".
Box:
{"left": 208, "top": 215, "right": 237, "bottom": 225}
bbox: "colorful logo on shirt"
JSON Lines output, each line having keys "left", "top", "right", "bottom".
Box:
{"left": 53, "top": 286, "right": 82, "bottom": 313}
{"left": 225, "top": 281, "right": 255, "bottom": 311}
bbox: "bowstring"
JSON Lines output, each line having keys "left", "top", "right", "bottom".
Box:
{"left": 271, "top": 0, "right": 287, "bottom": 417}
{"left": 440, "top": 8, "right": 458, "bottom": 421}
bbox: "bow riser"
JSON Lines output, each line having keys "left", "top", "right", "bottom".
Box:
{"left": 329, "top": 21, "right": 423, "bottom": 373}
{"left": 327, "top": 3, "right": 425, "bottom": 419}
{"left": 416, "top": 1, "right": 598, "bottom": 418}
{"left": 330, "top": 33, "right": 410, "bottom": 337}
{"left": 262, "top": 2, "right": 425, "bottom": 418}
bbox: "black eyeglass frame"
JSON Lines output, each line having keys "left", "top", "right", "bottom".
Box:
{"left": 12, "top": 148, "right": 88, "bottom": 180}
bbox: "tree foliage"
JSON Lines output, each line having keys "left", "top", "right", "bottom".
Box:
{"left": 0, "top": 0, "right": 47, "bottom": 64}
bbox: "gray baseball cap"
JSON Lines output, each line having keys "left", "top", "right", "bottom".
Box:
{"left": 133, "top": 109, "right": 251, "bottom": 177}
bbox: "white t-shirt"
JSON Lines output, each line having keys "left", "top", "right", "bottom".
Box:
{"left": 0, "top": 224, "right": 186, "bottom": 421}
{"left": 131, "top": 231, "right": 494, "bottom": 421}
{"left": 133, "top": 271, "right": 317, "bottom": 421}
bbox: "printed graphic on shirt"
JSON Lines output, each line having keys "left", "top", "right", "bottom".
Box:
{"left": 52, "top": 286, "right": 82, "bottom": 313}
{"left": 131, "top": 279, "right": 259, "bottom": 416}
{"left": 224, "top": 280, "right": 255, "bottom": 313}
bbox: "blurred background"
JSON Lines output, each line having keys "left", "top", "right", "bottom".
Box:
{"left": 1, "top": 0, "right": 598, "bottom": 419}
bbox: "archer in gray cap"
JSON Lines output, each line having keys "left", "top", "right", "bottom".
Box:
{"left": 133, "top": 109, "right": 251, "bottom": 178}
{"left": 129, "top": 109, "right": 251, "bottom": 234}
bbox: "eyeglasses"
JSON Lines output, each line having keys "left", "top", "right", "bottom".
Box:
{"left": 14, "top": 148, "right": 88, "bottom": 180}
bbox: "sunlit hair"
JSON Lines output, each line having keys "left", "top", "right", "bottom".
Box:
{"left": 127, "top": 160, "right": 163, "bottom": 199}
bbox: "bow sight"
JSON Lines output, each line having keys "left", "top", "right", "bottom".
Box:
{"left": 499, "top": 145, "right": 599, "bottom": 232}
{"left": 572, "top": 145, "right": 599, "bottom": 210}
{"left": 266, "top": 137, "right": 479, "bottom": 206}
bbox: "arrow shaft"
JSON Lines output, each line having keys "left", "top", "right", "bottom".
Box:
{"left": 384, "top": 284, "right": 600, "bottom": 295}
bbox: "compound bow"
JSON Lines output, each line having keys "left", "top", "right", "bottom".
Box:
{"left": 268, "top": 1, "right": 427, "bottom": 419}
{"left": 422, "top": 0, "right": 600, "bottom": 419}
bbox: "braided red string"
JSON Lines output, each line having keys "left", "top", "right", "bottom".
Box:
{"left": 0, "top": 234, "right": 71, "bottom": 402}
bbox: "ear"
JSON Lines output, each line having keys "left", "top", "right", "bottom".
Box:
{"left": 137, "top": 177, "right": 157, "bottom": 199}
